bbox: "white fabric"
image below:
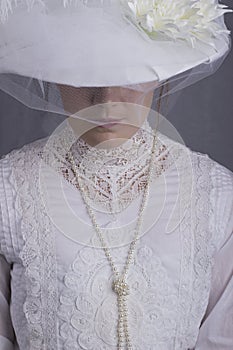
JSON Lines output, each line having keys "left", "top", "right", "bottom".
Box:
{"left": 0, "top": 124, "right": 232, "bottom": 349}
{"left": 0, "top": 256, "right": 17, "bottom": 349}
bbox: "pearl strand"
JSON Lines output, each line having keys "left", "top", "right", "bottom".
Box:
{"left": 67, "top": 131, "right": 157, "bottom": 350}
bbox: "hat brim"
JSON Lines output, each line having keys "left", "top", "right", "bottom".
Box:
{"left": 0, "top": 5, "right": 230, "bottom": 87}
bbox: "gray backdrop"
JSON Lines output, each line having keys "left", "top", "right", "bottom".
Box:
{"left": 166, "top": 3, "right": 233, "bottom": 171}
{"left": 0, "top": 5, "right": 232, "bottom": 171}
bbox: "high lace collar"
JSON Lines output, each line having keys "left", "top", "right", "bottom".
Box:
{"left": 43, "top": 119, "right": 175, "bottom": 213}
{"left": 70, "top": 119, "right": 155, "bottom": 169}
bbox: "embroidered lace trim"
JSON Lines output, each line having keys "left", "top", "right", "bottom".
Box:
{"left": 174, "top": 153, "right": 215, "bottom": 349}
{"left": 6, "top": 143, "right": 58, "bottom": 349}
{"left": 58, "top": 242, "right": 179, "bottom": 350}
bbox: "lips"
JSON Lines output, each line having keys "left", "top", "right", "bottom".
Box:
{"left": 98, "top": 122, "right": 119, "bottom": 128}
{"left": 96, "top": 119, "right": 124, "bottom": 127}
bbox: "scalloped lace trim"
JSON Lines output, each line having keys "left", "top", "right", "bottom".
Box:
{"left": 6, "top": 144, "right": 58, "bottom": 349}
{"left": 174, "top": 153, "right": 216, "bottom": 349}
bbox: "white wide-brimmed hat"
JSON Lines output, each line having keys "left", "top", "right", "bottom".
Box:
{"left": 0, "top": 0, "right": 231, "bottom": 113}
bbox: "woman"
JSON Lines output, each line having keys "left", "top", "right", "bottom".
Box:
{"left": 0, "top": 1, "right": 232, "bottom": 349}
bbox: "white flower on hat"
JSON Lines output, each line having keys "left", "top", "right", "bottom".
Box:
{"left": 0, "top": 0, "right": 231, "bottom": 48}
{"left": 121, "top": 0, "right": 232, "bottom": 47}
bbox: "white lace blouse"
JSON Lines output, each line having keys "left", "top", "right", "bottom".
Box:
{"left": 0, "top": 121, "right": 232, "bottom": 350}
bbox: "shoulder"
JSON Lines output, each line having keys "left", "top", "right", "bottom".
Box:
{"left": 189, "top": 149, "right": 233, "bottom": 206}
{"left": 163, "top": 135, "right": 233, "bottom": 194}
{"left": 189, "top": 149, "right": 233, "bottom": 249}
{"left": 169, "top": 139, "right": 233, "bottom": 196}
{"left": 166, "top": 137, "right": 233, "bottom": 249}
{"left": 0, "top": 137, "right": 48, "bottom": 168}
{"left": 0, "top": 137, "right": 51, "bottom": 187}
{"left": 0, "top": 138, "right": 49, "bottom": 192}
{"left": 0, "top": 138, "right": 49, "bottom": 262}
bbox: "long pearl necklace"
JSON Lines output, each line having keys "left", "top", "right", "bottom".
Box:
{"left": 67, "top": 130, "right": 157, "bottom": 350}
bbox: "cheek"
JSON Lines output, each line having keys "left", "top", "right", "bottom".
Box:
{"left": 127, "top": 89, "right": 154, "bottom": 106}
{"left": 143, "top": 91, "right": 154, "bottom": 107}
{"left": 127, "top": 92, "right": 154, "bottom": 107}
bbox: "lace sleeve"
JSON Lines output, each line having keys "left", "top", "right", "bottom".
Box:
{"left": 0, "top": 255, "right": 15, "bottom": 350}
{"left": 194, "top": 162, "right": 233, "bottom": 349}
{"left": 194, "top": 229, "right": 233, "bottom": 349}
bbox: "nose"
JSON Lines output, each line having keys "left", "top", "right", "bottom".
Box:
{"left": 98, "top": 87, "right": 120, "bottom": 104}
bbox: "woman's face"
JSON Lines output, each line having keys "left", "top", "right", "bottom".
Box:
{"left": 59, "top": 82, "right": 157, "bottom": 146}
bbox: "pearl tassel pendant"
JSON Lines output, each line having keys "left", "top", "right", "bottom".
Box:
{"left": 67, "top": 131, "right": 157, "bottom": 350}
{"left": 112, "top": 278, "right": 132, "bottom": 349}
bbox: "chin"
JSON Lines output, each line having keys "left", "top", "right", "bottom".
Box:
{"left": 82, "top": 124, "right": 139, "bottom": 147}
